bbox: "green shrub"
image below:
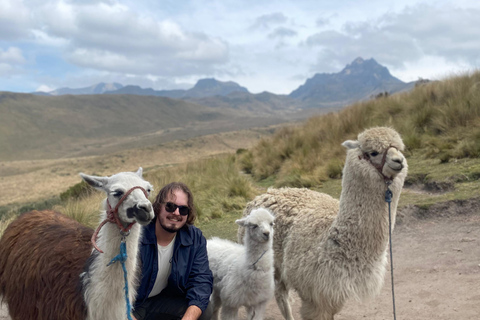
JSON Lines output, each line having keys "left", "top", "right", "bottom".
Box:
{"left": 60, "top": 181, "right": 94, "bottom": 201}
{"left": 325, "top": 159, "right": 344, "bottom": 179}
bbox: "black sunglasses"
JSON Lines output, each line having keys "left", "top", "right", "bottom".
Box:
{"left": 164, "top": 202, "right": 190, "bottom": 216}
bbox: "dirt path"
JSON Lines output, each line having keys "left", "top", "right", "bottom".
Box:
{"left": 1, "top": 207, "right": 479, "bottom": 320}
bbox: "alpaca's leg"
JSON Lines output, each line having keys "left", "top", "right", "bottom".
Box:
{"left": 211, "top": 290, "right": 221, "bottom": 320}
{"left": 246, "top": 301, "right": 268, "bottom": 320}
{"left": 220, "top": 306, "right": 238, "bottom": 320}
{"left": 299, "top": 298, "right": 340, "bottom": 320}
{"left": 275, "top": 278, "right": 295, "bottom": 320}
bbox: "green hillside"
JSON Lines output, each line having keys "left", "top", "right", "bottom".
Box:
{"left": 0, "top": 92, "right": 286, "bottom": 161}
{"left": 239, "top": 72, "right": 480, "bottom": 187}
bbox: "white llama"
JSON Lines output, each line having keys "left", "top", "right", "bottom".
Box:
{"left": 238, "top": 127, "right": 408, "bottom": 320}
{"left": 0, "top": 168, "right": 154, "bottom": 320}
{"left": 208, "top": 208, "right": 275, "bottom": 320}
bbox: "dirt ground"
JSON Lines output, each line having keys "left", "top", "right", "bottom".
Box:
{"left": 1, "top": 202, "right": 479, "bottom": 320}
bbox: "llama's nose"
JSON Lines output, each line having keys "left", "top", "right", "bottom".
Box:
{"left": 392, "top": 157, "right": 403, "bottom": 164}
{"left": 263, "top": 231, "right": 270, "bottom": 239}
{"left": 138, "top": 203, "right": 152, "bottom": 213}
{"left": 392, "top": 157, "right": 404, "bottom": 169}
{"left": 127, "top": 204, "right": 154, "bottom": 224}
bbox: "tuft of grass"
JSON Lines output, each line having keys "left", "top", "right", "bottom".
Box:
{"left": 59, "top": 180, "right": 95, "bottom": 201}
{"left": 325, "top": 158, "right": 344, "bottom": 179}
{"left": 52, "top": 192, "right": 104, "bottom": 229}
{"left": 0, "top": 213, "right": 17, "bottom": 238}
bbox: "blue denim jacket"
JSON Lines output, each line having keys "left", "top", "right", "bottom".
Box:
{"left": 134, "top": 219, "right": 213, "bottom": 312}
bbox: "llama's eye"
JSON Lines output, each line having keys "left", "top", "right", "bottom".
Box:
{"left": 250, "top": 225, "right": 258, "bottom": 229}
{"left": 113, "top": 190, "right": 124, "bottom": 198}
{"left": 370, "top": 151, "right": 379, "bottom": 157}
{"left": 270, "top": 222, "right": 274, "bottom": 227}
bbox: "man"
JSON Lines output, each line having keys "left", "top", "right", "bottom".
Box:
{"left": 133, "top": 182, "right": 213, "bottom": 320}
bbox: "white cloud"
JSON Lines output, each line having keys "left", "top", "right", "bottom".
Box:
{"left": 268, "top": 27, "right": 298, "bottom": 40}
{"left": 304, "top": 3, "right": 480, "bottom": 77}
{"left": 0, "top": 0, "right": 32, "bottom": 40}
{"left": 0, "top": 63, "right": 14, "bottom": 76}
{"left": 250, "top": 12, "right": 288, "bottom": 30}
{"left": 34, "top": 1, "right": 230, "bottom": 75}
{"left": 35, "top": 84, "right": 55, "bottom": 92}
{"left": 2, "top": 0, "right": 480, "bottom": 94}
{"left": 0, "top": 47, "right": 26, "bottom": 65}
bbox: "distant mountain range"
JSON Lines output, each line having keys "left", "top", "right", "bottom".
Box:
{"left": 34, "top": 58, "right": 423, "bottom": 111}
{"left": 2, "top": 57, "right": 429, "bottom": 161}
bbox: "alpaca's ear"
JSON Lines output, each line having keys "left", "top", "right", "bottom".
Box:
{"left": 236, "top": 217, "right": 247, "bottom": 227}
{"left": 80, "top": 173, "right": 108, "bottom": 191}
{"left": 135, "top": 167, "right": 143, "bottom": 178}
{"left": 342, "top": 140, "right": 360, "bottom": 149}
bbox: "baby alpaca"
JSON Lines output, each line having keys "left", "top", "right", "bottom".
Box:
{"left": 207, "top": 208, "right": 275, "bottom": 320}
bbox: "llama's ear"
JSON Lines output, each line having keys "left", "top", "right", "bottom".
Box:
{"left": 342, "top": 140, "right": 360, "bottom": 149}
{"left": 235, "top": 217, "right": 247, "bottom": 227}
{"left": 135, "top": 167, "right": 143, "bottom": 178}
{"left": 80, "top": 173, "right": 108, "bottom": 191}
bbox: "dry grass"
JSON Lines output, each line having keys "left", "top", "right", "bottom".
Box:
{"left": 0, "top": 127, "right": 273, "bottom": 212}
{"left": 0, "top": 213, "right": 17, "bottom": 238}
{"left": 243, "top": 71, "right": 480, "bottom": 186}
{"left": 52, "top": 192, "right": 105, "bottom": 229}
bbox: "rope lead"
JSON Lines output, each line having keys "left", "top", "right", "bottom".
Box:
{"left": 385, "top": 183, "right": 397, "bottom": 320}
{"left": 107, "top": 237, "right": 133, "bottom": 320}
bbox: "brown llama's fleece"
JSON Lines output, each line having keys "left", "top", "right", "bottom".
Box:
{"left": 0, "top": 210, "right": 93, "bottom": 320}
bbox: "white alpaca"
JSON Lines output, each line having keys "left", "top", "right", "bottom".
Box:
{"left": 208, "top": 208, "right": 275, "bottom": 320}
{"left": 238, "top": 127, "right": 408, "bottom": 320}
{"left": 0, "top": 168, "right": 155, "bottom": 320}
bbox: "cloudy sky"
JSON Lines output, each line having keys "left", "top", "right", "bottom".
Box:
{"left": 1, "top": 0, "right": 479, "bottom": 94}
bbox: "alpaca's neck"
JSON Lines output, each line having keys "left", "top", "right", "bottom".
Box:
{"left": 244, "top": 236, "right": 272, "bottom": 270}
{"left": 329, "top": 161, "right": 405, "bottom": 259}
{"left": 83, "top": 213, "right": 142, "bottom": 320}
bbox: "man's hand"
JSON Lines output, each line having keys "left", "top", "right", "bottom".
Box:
{"left": 181, "top": 305, "right": 202, "bottom": 320}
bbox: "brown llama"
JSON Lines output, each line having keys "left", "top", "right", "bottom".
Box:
{"left": 0, "top": 168, "right": 154, "bottom": 320}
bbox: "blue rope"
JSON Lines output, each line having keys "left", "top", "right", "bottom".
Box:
{"left": 385, "top": 184, "right": 397, "bottom": 320}
{"left": 107, "top": 240, "right": 133, "bottom": 320}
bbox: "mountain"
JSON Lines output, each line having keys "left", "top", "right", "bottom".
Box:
{"left": 44, "top": 82, "right": 124, "bottom": 96}
{"left": 185, "top": 78, "right": 249, "bottom": 98}
{"left": 289, "top": 57, "right": 416, "bottom": 108}
{"left": 107, "top": 78, "right": 249, "bottom": 99}
{"left": 109, "top": 85, "right": 186, "bottom": 99}
{"left": 30, "top": 58, "right": 421, "bottom": 112}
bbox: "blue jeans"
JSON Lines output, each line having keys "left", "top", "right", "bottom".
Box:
{"left": 133, "top": 293, "right": 212, "bottom": 320}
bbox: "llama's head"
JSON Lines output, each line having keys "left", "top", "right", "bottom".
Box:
{"left": 342, "top": 127, "right": 407, "bottom": 181}
{"left": 236, "top": 208, "right": 275, "bottom": 243}
{"left": 80, "top": 167, "right": 155, "bottom": 226}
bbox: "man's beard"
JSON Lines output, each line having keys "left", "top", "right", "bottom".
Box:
{"left": 159, "top": 217, "right": 183, "bottom": 233}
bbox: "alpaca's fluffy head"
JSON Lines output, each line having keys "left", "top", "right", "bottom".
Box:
{"left": 80, "top": 167, "right": 154, "bottom": 226}
{"left": 342, "top": 127, "right": 407, "bottom": 180}
{"left": 236, "top": 208, "right": 275, "bottom": 243}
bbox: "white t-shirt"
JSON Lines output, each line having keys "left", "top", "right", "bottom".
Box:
{"left": 148, "top": 235, "right": 176, "bottom": 298}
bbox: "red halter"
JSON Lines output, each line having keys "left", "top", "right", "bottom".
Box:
{"left": 361, "top": 145, "right": 398, "bottom": 182}
{"left": 91, "top": 186, "right": 149, "bottom": 253}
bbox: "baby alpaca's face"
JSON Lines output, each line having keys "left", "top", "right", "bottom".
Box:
{"left": 248, "top": 215, "right": 274, "bottom": 243}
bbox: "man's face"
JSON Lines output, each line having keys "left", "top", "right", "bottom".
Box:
{"left": 157, "top": 189, "right": 189, "bottom": 233}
